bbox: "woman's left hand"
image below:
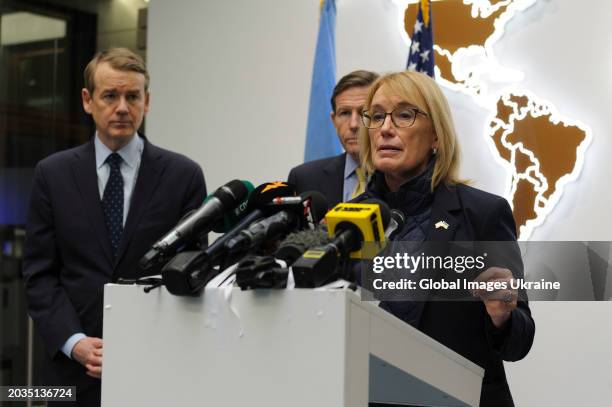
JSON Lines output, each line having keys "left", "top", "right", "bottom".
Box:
{"left": 471, "top": 266, "right": 518, "bottom": 329}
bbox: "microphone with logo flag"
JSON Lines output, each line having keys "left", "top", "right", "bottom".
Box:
{"left": 139, "top": 180, "right": 252, "bottom": 271}
{"left": 161, "top": 184, "right": 328, "bottom": 296}
{"left": 223, "top": 190, "right": 328, "bottom": 261}
{"left": 160, "top": 181, "right": 297, "bottom": 295}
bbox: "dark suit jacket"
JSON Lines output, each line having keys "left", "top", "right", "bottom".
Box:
{"left": 21, "top": 136, "right": 206, "bottom": 398}
{"left": 287, "top": 153, "right": 346, "bottom": 208}
{"left": 369, "top": 183, "right": 535, "bottom": 407}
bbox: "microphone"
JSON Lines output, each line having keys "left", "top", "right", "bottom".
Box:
{"left": 224, "top": 191, "right": 328, "bottom": 258}
{"left": 211, "top": 181, "right": 255, "bottom": 233}
{"left": 212, "top": 181, "right": 296, "bottom": 233}
{"left": 161, "top": 181, "right": 301, "bottom": 295}
{"left": 292, "top": 199, "right": 390, "bottom": 288}
{"left": 139, "top": 179, "right": 250, "bottom": 270}
{"left": 234, "top": 226, "right": 333, "bottom": 291}
{"left": 161, "top": 209, "right": 264, "bottom": 296}
{"left": 324, "top": 198, "right": 389, "bottom": 258}
{"left": 385, "top": 209, "right": 406, "bottom": 240}
{"left": 247, "top": 181, "right": 298, "bottom": 212}
{"left": 274, "top": 227, "right": 332, "bottom": 265}
{"left": 234, "top": 255, "right": 289, "bottom": 290}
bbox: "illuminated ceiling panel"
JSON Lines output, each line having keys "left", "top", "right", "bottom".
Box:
{"left": 1, "top": 12, "right": 66, "bottom": 46}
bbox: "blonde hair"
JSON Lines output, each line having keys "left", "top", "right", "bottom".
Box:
{"left": 359, "top": 71, "right": 462, "bottom": 190}
{"left": 84, "top": 48, "right": 149, "bottom": 94}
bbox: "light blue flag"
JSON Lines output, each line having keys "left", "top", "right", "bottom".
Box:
{"left": 304, "top": 0, "right": 342, "bottom": 162}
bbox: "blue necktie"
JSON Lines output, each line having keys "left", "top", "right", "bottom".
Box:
{"left": 102, "top": 153, "right": 124, "bottom": 257}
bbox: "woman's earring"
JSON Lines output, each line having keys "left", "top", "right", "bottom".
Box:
{"left": 432, "top": 147, "right": 438, "bottom": 155}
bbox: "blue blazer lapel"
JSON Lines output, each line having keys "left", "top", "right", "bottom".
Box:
{"left": 114, "top": 137, "right": 164, "bottom": 265}
{"left": 71, "top": 140, "right": 114, "bottom": 268}
{"left": 322, "top": 153, "right": 346, "bottom": 206}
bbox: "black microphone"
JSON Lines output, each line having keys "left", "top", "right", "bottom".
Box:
{"left": 234, "top": 255, "right": 289, "bottom": 290}
{"left": 224, "top": 191, "right": 328, "bottom": 258}
{"left": 292, "top": 199, "right": 390, "bottom": 287}
{"left": 211, "top": 181, "right": 255, "bottom": 233}
{"left": 161, "top": 181, "right": 300, "bottom": 295}
{"left": 234, "top": 226, "right": 333, "bottom": 291}
{"left": 247, "top": 181, "right": 298, "bottom": 213}
{"left": 385, "top": 209, "right": 406, "bottom": 240}
{"left": 139, "top": 179, "right": 250, "bottom": 270}
{"left": 274, "top": 227, "right": 332, "bottom": 265}
{"left": 161, "top": 210, "right": 265, "bottom": 296}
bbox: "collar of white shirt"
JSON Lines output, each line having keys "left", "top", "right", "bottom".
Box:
{"left": 94, "top": 133, "right": 144, "bottom": 170}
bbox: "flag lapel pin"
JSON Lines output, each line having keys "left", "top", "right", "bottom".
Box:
{"left": 435, "top": 220, "right": 449, "bottom": 230}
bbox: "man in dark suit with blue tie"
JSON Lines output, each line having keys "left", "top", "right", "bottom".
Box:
{"left": 21, "top": 48, "right": 206, "bottom": 406}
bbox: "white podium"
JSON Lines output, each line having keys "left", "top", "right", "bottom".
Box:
{"left": 102, "top": 284, "right": 483, "bottom": 406}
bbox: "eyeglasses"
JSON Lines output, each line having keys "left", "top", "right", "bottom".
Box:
{"left": 361, "top": 106, "right": 427, "bottom": 129}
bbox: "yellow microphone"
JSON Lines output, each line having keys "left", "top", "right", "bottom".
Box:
{"left": 292, "top": 199, "right": 389, "bottom": 287}
{"left": 324, "top": 202, "right": 387, "bottom": 259}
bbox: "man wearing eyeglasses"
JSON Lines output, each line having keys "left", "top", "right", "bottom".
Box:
{"left": 288, "top": 70, "right": 379, "bottom": 207}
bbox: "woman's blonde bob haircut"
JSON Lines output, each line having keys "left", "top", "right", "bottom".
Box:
{"left": 359, "top": 71, "right": 462, "bottom": 190}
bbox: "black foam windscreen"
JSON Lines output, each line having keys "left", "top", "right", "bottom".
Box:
{"left": 275, "top": 227, "right": 331, "bottom": 264}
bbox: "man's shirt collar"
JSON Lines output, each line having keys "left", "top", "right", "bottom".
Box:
{"left": 343, "top": 153, "right": 360, "bottom": 179}
{"left": 95, "top": 133, "right": 144, "bottom": 170}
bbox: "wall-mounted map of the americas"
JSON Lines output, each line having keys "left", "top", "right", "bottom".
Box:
{"left": 488, "top": 92, "right": 589, "bottom": 235}
{"left": 401, "top": 0, "right": 592, "bottom": 239}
